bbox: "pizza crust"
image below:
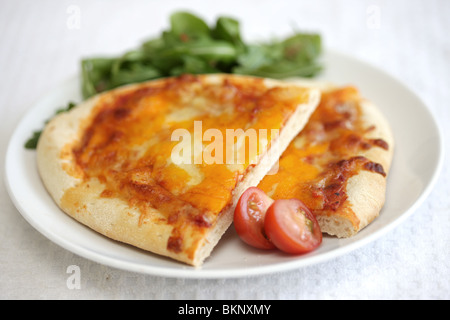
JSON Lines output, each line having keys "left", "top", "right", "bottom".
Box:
{"left": 322, "top": 99, "right": 394, "bottom": 238}
{"left": 37, "top": 74, "right": 320, "bottom": 266}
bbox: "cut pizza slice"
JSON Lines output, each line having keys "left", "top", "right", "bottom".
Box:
{"left": 37, "top": 74, "right": 320, "bottom": 266}
{"left": 258, "top": 84, "right": 394, "bottom": 238}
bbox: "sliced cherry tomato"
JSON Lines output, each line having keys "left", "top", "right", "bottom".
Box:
{"left": 264, "top": 199, "right": 322, "bottom": 254}
{"left": 234, "top": 187, "right": 275, "bottom": 249}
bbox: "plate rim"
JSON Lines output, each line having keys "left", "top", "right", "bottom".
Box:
{"left": 4, "top": 50, "right": 445, "bottom": 279}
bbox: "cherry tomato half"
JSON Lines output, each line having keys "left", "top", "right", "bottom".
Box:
{"left": 264, "top": 199, "right": 322, "bottom": 254}
{"left": 234, "top": 187, "right": 275, "bottom": 249}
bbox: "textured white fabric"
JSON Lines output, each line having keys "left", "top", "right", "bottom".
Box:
{"left": 1, "top": 0, "right": 449, "bottom": 299}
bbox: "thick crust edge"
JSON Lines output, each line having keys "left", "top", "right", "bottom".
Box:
{"left": 317, "top": 99, "right": 394, "bottom": 238}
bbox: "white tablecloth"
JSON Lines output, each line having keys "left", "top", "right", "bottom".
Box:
{"left": 1, "top": 0, "right": 449, "bottom": 299}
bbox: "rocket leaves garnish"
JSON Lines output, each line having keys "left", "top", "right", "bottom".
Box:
{"left": 81, "top": 11, "right": 322, "bottom": 99}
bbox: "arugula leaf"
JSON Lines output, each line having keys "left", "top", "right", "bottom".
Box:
{"left": 236, "top": 44, "right": 279, "bottom": 70}
{"left": 150, "top": 39, "right": 237, "bottom": 65}
{"left": 233, "top": 33, "right": 322, "bottom": 79}
{"left": 110, "top": 50, "right": 161, "bottom": 87}
{"left": 80, "top": 11, "right": 323, "bottom": 99}
{"left": 170, "top": 12, "right": 211, "bottom": 39}
{"left": 24, "top": 131, "right": 42, "bottom": 150}
{"left": 212, "top": 17, "right": 246, "bottom": 51}
{"left": 81, "top": 58, "right": 115, "bottom": 99}
{"left": 282, "top": 33, "right": 322, "bottom": 68}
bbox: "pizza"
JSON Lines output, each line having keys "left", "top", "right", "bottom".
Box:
{"left": 36, "top": 74, "right": 320, "bottom": 266}
{"left": 257, "top": 84, "right": 394, "bottom": 238}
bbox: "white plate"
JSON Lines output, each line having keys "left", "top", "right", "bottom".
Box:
{"left": 4, "top": 51, "right": 444, "bottom": 278}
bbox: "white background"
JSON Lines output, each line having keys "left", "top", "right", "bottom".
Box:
{"left": 1, "top": 0, "right": 449, "bottom": 299}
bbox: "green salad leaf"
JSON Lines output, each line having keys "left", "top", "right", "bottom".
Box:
{"left": 170, "top": 12, "right": 211, "bottom": 38}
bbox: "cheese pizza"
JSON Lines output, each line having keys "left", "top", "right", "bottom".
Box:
{"left": 36, "top": 74, "right": 320, "bottom": 266}
{"left": 258, "top": 85, "right": 394, "bottom": 238}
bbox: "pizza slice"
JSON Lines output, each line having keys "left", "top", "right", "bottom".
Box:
{"left": 258, "top": 84, "right": 394, "bottom": 238}
{"left": 37, "top": 74, "right": 320, "bottom": 266}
